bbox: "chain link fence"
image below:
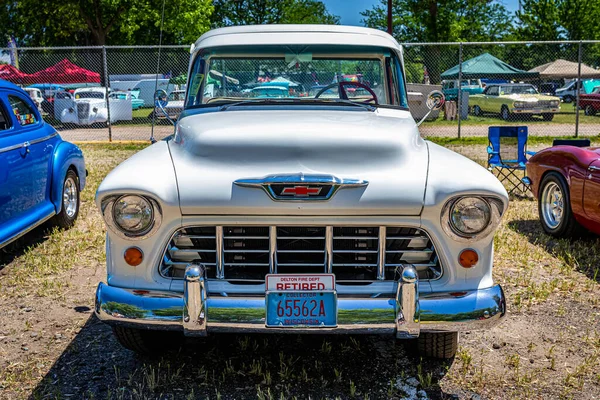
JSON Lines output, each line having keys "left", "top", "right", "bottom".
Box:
{"left": 2, "top": 41, "right": 600, "bottom": 141}
{"left": 406, "top": 41, "right": 600, "bottom": 139}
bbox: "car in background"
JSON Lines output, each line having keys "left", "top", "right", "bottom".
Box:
{"left": 555, "top": 79, "right": 600, "bottom": 103}
{"left": 441, "top": 79, "right": 484, "bottom": 101}
{"left": 24, "top": 87, "right": 44, "bottom": 114}
{"left": 27, "top": 83, "right": 66, "bottom": 99}
{"left": 109, "top": 90, "right": 144, "bottom": 111}
{"left": 154, "top": 89, "right": 185, "bottom": 120}
{"left": 130, "top": 89, "right": 144, "bottom": 110}
{"left": 539, "top": 82, "right": 561, "bottom": 96}
{"left": 469, "top": 83, "right": 560, "bottom": 121}
{"left": 578, "top": 86, "right": 600, "bottom": 115}
{"left": 0, "top": 80, "right": 86, "bottom": 249}
{"left": 526, "top": 142, "right": 600, "bottom": 237}
{"left": 59, "top": 87, "right": 133, "bottom": 126}
{"left": 250, "top": 85, "right": 289, "bottom": 98}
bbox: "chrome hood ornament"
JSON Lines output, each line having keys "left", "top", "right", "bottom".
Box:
{"left": 234, "top": 173, "right": 368, "bottom": 201}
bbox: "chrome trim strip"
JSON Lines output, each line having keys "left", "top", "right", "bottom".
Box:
{"left": 325, "top": 226, "right": 333, "bottom": 273}
{"left": 234, "top": 173, "right": 368, "bottom": 202}
{"left": 215, "top": 226, "right": 224, "bottom": 279}
{"left": 377, "top": 226, "right": 386, "bottom": 280}
{"left": 0, "top": 212, "right": 56, "bottom": 249}
{"left": 269, "top": 226, "right": 277, "bottom": 274}
{"left": 0, "top": 132, "right": 58, "bottom": 155}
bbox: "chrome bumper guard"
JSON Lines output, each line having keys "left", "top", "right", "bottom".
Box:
{"left": 95, "top": 265, "right": 506, "bottom": 337}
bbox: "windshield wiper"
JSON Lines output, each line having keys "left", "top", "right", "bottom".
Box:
{"left": 218, "top": 98, "right": 376, "bottom": 112}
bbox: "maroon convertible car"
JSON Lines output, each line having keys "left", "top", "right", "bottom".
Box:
{"left": 526, "top": 142, "right": 600, "bottom": 237}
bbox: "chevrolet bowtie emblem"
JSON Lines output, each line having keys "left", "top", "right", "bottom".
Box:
{"left": 234, "top": 173, "right": 368, "bottom": 201}
{"left": 281, "top": 186, "right": 322, "bottom": 197}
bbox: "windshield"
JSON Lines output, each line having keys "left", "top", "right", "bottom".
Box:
{"left": 186, "top": 45, "right": 408, "bottom": 109}
{"left": 75, "top": 91, "right": 104, "bottom": 99}
{"left": 501, "top": 85, "right": 538, "bottom": 95}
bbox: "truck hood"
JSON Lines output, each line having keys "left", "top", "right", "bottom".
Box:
{"left": 168, "top": 109, "right": 428, "bottom": 216}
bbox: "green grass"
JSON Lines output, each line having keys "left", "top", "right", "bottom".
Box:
{"left": 422, "top": 108, "right": 600, "bottom": 127}
{"left": 428, "top": 134, "right": 600, "bottom": 146}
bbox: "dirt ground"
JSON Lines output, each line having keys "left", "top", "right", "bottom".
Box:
{"left": 1, "top": 143, "right": 599, "bottom": 400}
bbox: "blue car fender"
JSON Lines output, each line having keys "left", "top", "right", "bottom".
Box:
{"left": 51, "top": 141, "right": 86, "bottom": 214}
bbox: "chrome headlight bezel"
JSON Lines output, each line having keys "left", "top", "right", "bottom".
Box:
{"left": 101, "top": 194, "right": 162, "bottom": 240}
{"left": 441, "top": 196, "right": 504, "bottom": 243}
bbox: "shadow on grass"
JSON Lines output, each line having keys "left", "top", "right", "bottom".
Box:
{"left": 0, "top": 222, "right": 54, "bottom": 272}
{"left": 508, "top": 219, "right": 600, "bottom": 282}
{"left": 30, "top": 315, "right": 465, "bottom": 399}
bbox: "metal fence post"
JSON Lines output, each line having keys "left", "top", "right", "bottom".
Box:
{"left": 457, "top": 42, "right": 463, "bottom": 139}
{"left": 575, "top": 40, "right": 582, "bottom": 138}
{"left": 102, "top": 46, "right": 112, "bottom": 142}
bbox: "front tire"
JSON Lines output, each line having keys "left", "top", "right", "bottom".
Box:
{"left": 563, "top": 95, "right": 574, "bottom": 104}
{"left": 418, "top": 332, "right": 458, "bottom": 359}
{"left": 112, "top": 326, "right": 182, "bottom": 355}
{"left": 542, "top": 113, "right": 555, "bottom": 121}
{"left": 52, "top": 169, "right": 80, "bottom": 229}
{"left": 472, "top": 105, "right": 482, "bottom": 116}
{"left": 538, "top": 172, "right": 582, "bottom": 237}
{"left": 500, "top": 105, "right": 510, "bottom": 121}
{"left": 585, "top": 105, "right": 596, "bottom": 116}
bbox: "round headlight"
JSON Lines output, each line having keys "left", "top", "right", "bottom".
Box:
{"left": 449, "top": 197, "right": 491, "bottom": 235}
{"left": 113, "top": 195, "right": 153, "bottom": 234}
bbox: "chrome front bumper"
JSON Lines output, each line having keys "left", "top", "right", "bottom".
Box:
{"left": 95, "top": 265, "right": 506, "bottom": 338}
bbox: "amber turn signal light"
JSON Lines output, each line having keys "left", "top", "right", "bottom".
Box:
{"left": 459, "top": 249, "right": 478, "bottom": 268}
{"left": 124, "top": 247, "right": 143, "bottom": 266}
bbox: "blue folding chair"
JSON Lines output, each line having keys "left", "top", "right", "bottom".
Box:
{"left": 487, "top": 126, "right": 535, "bottom": 195}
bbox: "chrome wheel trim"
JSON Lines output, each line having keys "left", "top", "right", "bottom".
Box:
{"left": 63, "top": 176, "right": 78, "bottom": 218}
{"left": 541, "top": 181, "right": 564, "bottom": 229}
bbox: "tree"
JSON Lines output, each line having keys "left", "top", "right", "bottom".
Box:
{"left": 211, "top": 0, "right": 339, "bottom": 27}
{"left": 360, "top": 0, "right": 513, "bottom": 83}
{"left": 361, "top": 0, "right": 513, "bottom": 43}
{"left": 0, "top": 0, "right": 214, "bottom": 46}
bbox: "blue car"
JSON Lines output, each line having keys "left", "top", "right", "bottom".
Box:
{"left": 0, "top": 80, "right": 86, "bottom": 249}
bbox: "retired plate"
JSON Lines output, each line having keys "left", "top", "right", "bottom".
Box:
{"left": 265, "top": 274, "right": 337, "bottom": 328}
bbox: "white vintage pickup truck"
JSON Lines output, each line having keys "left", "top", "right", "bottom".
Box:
{"left": 94, "top": 25, "right": 508, "bottom": 359}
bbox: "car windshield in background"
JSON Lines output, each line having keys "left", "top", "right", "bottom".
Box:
{"left": 502, "top": 85, "right": 538, "bottom": 95}
{"left": 186, "top": 45, "right": 408, "bottom": 109}
{"left": 76, "top": 92, "right": 104, "bottom": 99}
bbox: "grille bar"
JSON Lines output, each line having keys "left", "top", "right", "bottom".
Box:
{"left": 160, "top": 225, "right": 442, "bottom": 282}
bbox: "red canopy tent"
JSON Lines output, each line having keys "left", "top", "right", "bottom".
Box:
{"left": 27, "top": 59, "right": 101, "bottom": 84}
{"left": 0, "top": 64, "right": 30, "bottom": 84}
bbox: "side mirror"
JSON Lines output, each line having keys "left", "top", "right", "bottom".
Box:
{"left": 426, "top": 90, "right": 445, "bottom": 111}
{"left": 154, "top": 89, "right": 175, "bottom": 126}
{"left": 154, "top": 89, "right": 168, "bottom": 108}
{"left": 417, "top": 90, "right": 445, "bottom": 127}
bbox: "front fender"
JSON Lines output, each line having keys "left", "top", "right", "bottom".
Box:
{"left": 51, "top": 141, "right": 86, "bottom": 214}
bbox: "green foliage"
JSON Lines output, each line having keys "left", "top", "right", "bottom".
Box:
{"left": 0, "top": 0, "right": 213, "bottom": 46}
{"left": 211, "top": 0, "right": 339, "bottom": 27}
{"left": 361, "top": 0, "right": 513, "bottom": 43}
{"left": 361, "top": 0, "right": 513, "bottom": 83}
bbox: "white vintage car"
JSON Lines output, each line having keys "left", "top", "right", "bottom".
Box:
{"left": 94, "top": 25, "right": 508, "bottom": 359}
{"left": 59, "top": 87, "right": 133, "bottom": 126}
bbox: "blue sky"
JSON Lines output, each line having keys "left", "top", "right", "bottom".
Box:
{"left": 322, "top": 0, "right": 521, "bottom": 26}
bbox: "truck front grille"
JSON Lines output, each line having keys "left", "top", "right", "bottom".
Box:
{"left": 77, "top": 103, "right": 90, "bottom": 119}
{"left": 160, "top": 226, "right": 442, "bottom": 282}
